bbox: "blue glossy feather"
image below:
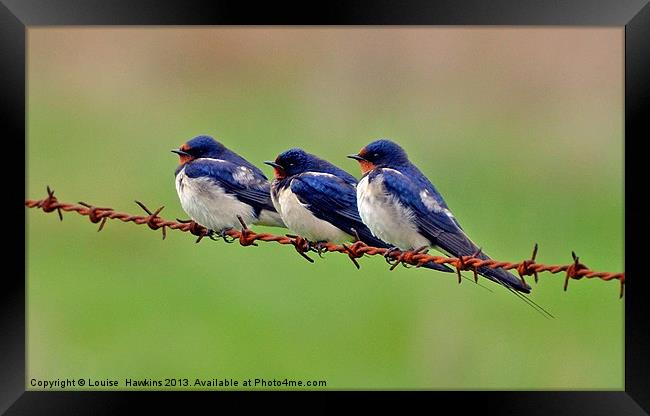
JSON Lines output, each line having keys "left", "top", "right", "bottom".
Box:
{"left": 379, "top": 168, "right": 530, "bottom": 292}
{"left": 290, "top": 173, "right": 453, "bottom": 273}
{"left": 184, "top": 158, "right": 276, "bottom": 215}
{"left": 289, "top": 173, "right": 386, "bottom": 246}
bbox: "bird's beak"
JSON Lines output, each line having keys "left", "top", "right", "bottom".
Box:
{"left": 171, "top": 149, "right": 191, "bottom": 157}
{"left": 348, "top": 153, "right": 375, "bottom": 174}
{"left": 347, "top": 154, "right": 366, "bottom": 161}
{"left": 264, "top": 160, "right": 286, "bottom": 179}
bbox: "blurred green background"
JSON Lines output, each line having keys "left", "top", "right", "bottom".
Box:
{"left": 26, "top": 28, "right": 623, "bottom": 390}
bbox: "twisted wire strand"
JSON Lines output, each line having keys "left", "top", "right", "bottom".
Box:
{"left": 25, "top": 187, "right": 625, "bottom": 298}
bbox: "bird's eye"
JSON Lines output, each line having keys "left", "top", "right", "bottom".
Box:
{"left": 373, "top": 153, "right": 379, "bottom": 157}
{"left": 289, "top": 163, "right": 294, "bottom": 167}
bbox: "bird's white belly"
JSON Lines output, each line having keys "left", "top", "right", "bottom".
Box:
{"left": 276, "top": 187, "right": 352, "bottom": 243}
{"left": 356, "top": 175, "right": 431, "bottom": 250}
{"left": 175, "top": 168, "right": 256, "bottom": 230}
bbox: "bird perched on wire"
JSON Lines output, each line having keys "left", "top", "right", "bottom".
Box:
{"left": 348, "top": 139, "right": 531, "bottom": 293}
{"left": 172, "top": 135, "right": 284, "bottom": 237}
{"left": 265, "top": 148, "right": 453, "bottom": 273}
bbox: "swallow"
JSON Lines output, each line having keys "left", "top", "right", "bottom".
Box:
{"left": 348, "top": 139, "right": 532, "bottom": 293}
{"left": 265, "top": 148, "right": 453, "bottom": 273}
{"left": 172, "top": 135, "right": 284, "bottom": 235}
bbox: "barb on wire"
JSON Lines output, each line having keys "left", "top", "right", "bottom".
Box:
{"left": 25, "top": 187, "right": 625, "bottom": 298}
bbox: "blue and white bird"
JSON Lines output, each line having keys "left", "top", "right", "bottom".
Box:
{"left": 172, "top": 135, "right": 284, "bottom": 234}
{"left": 348, "top": 139, "right": 531, "bottom": 293}
{"left": 265, "top": 148, "right": 453, "bottom": 273}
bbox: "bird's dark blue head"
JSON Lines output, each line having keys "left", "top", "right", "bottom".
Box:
{"left": 172, "top": 135, "right": 227, "bottom": 165}
{"left": 347, "top": 139, "right": 410, "bottom": 173}
{"left": 264, "top": 148, "right": 357, "bottom": 184}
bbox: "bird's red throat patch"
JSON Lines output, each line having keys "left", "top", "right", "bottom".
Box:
{"left": 356, "top": 147, "right": 375, "bottom": 173}
{"left": 178, "top": 143, "right": 194, "bottom": 165}
{"left": 178, "top": 154, "right": 193, "bottom": 165}
{"left": 359, "top": 160, "right": 375, "bottom": 174}
{"left": 273, "top": 167, "right": 286, "bottom": 180}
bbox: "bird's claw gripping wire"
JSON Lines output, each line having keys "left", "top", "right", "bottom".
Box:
{"left": 218, "top": 228, "right": 237, "bottom": 243}
{"left": 384, "top": 247, "right": 401, "bottom": 266}
{"left": 309, "top": 241, "right": 329, "bottom": 258}
{"left": 203, "top": 227, "right": 236, "bottom": 244}
{"left": 135, "top": 200, "right": 167, "bottom": 240}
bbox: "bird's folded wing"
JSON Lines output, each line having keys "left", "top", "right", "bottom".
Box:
{"left": 289, "top": 173, "right": 363, "bottom": 226}
{"left": 381, "top": 169, "right": 529, "bottom": 289}
{"left": 380, "top": 168, "right": 475, "bottom": 253}
{"left": 290, "top": 173, "right": 389, "bottom": 247}
{"left": 293, "top": 172, "right": 452, "bottom": 268}
{"left": 183, "top": 159, "right": 276, "bottom": 212}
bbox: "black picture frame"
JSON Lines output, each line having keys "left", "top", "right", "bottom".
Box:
{"left": 4, "top": 0, "right": 648, "bottom": 413}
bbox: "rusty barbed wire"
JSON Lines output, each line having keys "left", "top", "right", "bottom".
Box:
{"left": 25, "top": 187, "right": 625, "bottom": 298}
